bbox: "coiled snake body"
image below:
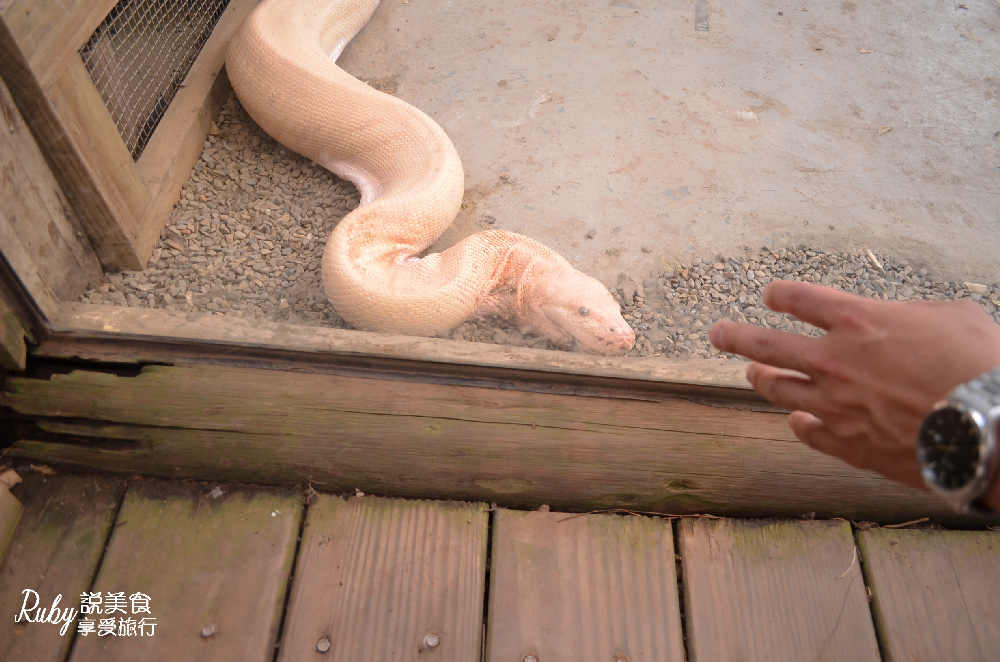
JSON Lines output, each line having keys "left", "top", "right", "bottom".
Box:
{"left": 227, "top": 0, "right": 635, "bottom": 355}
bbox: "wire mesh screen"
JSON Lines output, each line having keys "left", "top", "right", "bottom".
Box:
{"left": 80, "top": 0, "right": 230, "bottom": 160}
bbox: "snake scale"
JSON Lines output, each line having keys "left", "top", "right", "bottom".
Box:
{"left": 226, "top": 0, "right": 635, "bottom": 355}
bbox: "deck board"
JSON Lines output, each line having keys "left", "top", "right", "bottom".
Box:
{"left": 486, "top": 509, "right": 685, "bottom": 662}
{"left": 0, "top": 474, "right": 125, "bottom": 662}
{"left": 858, "top": 528, "right": 1000, "bottom": 661}
{"left": 678, "top": 518, "right": 880, "bottom": 661}
{"left": 276, "top": 495, "right": 488, "bottom": 661}
{"left": 7, "top": 472, "right": 1000, "bottom": 660}
{"left": 68, "top": 479, "right": 301, "bottom": 662}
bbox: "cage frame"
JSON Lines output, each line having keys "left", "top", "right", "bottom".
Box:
{"left": 0, "top": 0, "right": 975, "bottom": 524}
{"left": 0, "top": 0, "right": 255, "bottom": 272}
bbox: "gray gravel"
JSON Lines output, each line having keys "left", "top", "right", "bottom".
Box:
{"left": 81, "top": 94, "right": 1000, "bottom": 359}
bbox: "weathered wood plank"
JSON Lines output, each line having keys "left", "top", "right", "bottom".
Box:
{"left": 69, "top": 479, "right": 302, "bottom": 662}
{"left": 0, "top": 18, "right": 146, "bottom": 271}
{"left": 486, "top": 509, "right": 685, "bottom": 662}
{"left": 0, "top": 474, "right": 126, "bottom": 662}
{"left": 134, "top": 0, "right": 258, "bottom": 263}
{"left": 678, "top": 518, "right": 880, "bottom": 661}
{"left": 858, "top": 528, "right": 1000, "bottom": 661}
{"left": 0, "top": 287, "right": 30, "bottom": 371}
{"left": 46, "top": 300, "right": 755, "bottom": 391}
{"left": 45, "top": 55, "right": 150, "bottom": 269}
{"left": 0, "top": 486, "right": 22, "bottom": 565}
{"left": 1, "top": 0, "right": 118, "bottom": 89}
{"left": 0, "top": 228, "right": 47, "bottom": 368}
{"left": 277, "top": 495, "right": 487, "bottom": 661}
{"left": 2, "top": 362, "right": 969, "bottom": 522}
{"left": 0, "top": 73, "right": 104, "bottom": 306}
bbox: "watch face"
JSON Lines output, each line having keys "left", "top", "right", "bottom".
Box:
{"left": 918, "top": 407, "right": 984, "bottom": 491}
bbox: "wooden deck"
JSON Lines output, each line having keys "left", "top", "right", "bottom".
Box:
{"left": 0, "top": 473, "right": 997, "bottom": 662}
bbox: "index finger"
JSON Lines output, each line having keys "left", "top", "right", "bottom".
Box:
{"left": 710, "top": 320, "right": 815, "bottom": 375}
{"left": 761, "top": 280, "right": 865, "bottom": 330}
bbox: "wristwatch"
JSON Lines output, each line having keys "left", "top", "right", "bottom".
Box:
{"left": 917, "top": 366, "right": 1000, "bottom": 515}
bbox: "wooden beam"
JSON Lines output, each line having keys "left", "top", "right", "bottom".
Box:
{"left": 45, "top": 55, "right": 150, "bottom": 269}
{"left": 0, "top": 361, "right": 975, "bottom": 523}
{"left": 678, "top": 518, "right": 881, "bottom": 661}
{"left": 69, "top": 479, "right": 302, "bottom": 662}
{"left": 1, "top": 0, "right": 260, "bottom": 270}
{"left": 0, "top": 0, "right": 118, "bottom": 89}
{"left": 858, "top": 528, "right": 1000, "bottom": 660}
{"left": 43, "top": 301, "right": 754, "bottom": 393}
{"left": 0, "top": 74, "right": 104, "bottom": 308}
{"left": 277, "top": 496, "right": 487, "bottom": 661}
{"left": 486, "top": 509, "right": 685, "bottom": 661}
{"left": 0, "top": 17, "right": 147, "bottom": 270}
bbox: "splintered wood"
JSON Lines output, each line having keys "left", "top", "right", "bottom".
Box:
{"left": 3, "top": 362, "right": 964, "bottom": 522}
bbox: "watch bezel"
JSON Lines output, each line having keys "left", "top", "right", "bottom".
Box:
{"left": 917, "top": 401, "right": 991, "bottom": 498}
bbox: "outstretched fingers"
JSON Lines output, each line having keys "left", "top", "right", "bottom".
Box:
{"left": 710, "top": 321, "right": 816, "bottom": 375}
{"left": 745, "top": 362, "right": 825, "bottom": 414}
{"left": 787, "top": 410, "right": 843, "bottom": 455}
{"left": 761, "top": 280, "right": 865, "bottom": 331}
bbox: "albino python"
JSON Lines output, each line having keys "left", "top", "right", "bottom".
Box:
{"left": 226, "top": 0, "right": 635, "bottom": 355}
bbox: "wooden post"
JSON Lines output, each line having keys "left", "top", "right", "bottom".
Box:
{"left": 0, "top": 74, "right": 104, "bottom": 311}
{"left": 0, "top": 10, "right": 147, "bottom": 270}
{"left": 0, "top": 0, "right": 258, "bottom": 271}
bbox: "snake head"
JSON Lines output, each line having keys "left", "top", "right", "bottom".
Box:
{"left": 523, "top": 263, "right": 635, "bottom": 356}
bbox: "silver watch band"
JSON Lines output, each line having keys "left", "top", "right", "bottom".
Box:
{"left": 946, "top": 365, "right": 1000, "bottom": 514}
{"left": 952, "top": 366, "right": 1000, "bottom": 413}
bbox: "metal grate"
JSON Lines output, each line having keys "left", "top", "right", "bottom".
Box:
{"left": 80, "top": 0, "right": 230, "bottom": 160}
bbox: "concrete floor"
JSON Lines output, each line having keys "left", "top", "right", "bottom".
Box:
{"left": 340, "top": 0, "right": 1000, "bottom": 287}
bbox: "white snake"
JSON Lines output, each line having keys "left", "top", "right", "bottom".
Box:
{"left": 226, "top": 0, "right": 635, "bottom": 355}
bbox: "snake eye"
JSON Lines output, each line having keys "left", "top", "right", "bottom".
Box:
{"left": 579, "top": 306, "right": 589, "bottom": 316}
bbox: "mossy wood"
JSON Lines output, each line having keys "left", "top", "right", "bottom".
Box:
{"left": 678, "top": 518, "right": 881, "bottom": 661}
{"left": 2, "top": 360, "right": 966, "bottom": 522}
{"left": 858, "top": 528, "right": 1000, "bottom": 661}
{"left": 70, "top": 479, "right": 302, "bottom": 662}
{"left": 278, "top": 495, "right": 487, "bottom": 661}
{"left": 486, "top": 509, "right": 685, "bottom": 662}
{"left": 0, "top": 474, "right": 126, "bottom": 662}
{"left": 4, "top": 473, "right": 1000, "bottom": 660}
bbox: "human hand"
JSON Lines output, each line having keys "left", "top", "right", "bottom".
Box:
{"left": 709, "top": 280, "right": 1000, "bottom": 505}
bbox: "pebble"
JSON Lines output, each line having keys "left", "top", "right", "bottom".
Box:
{"left": 80, "top": 95, "right": 1000, "bottom": 359}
